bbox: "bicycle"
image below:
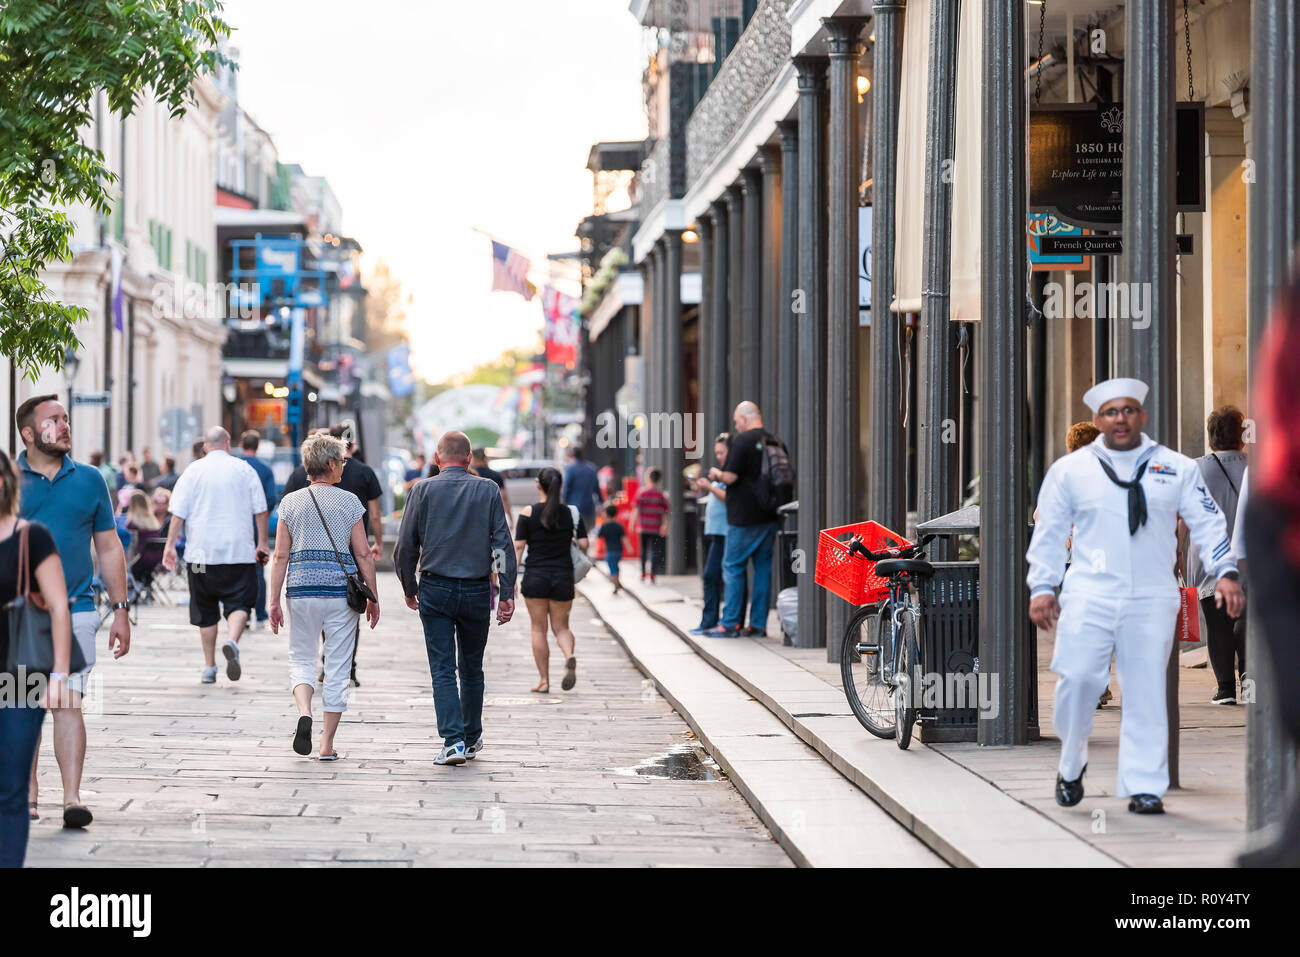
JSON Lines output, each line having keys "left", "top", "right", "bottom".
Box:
{"left": 836, "top": 533, "right": 936, "bottom": 750}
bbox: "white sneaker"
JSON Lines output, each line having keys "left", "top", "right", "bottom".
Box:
{"left": 465, "top": 737, "right": 483, "bottom": 760}
{"left": 222, "top": 638, "right": 241, "bottom": 681}
{"left": 201, "top": 666, "right": 218, "bottom": 684}
{"left": 435, "top": 742, "right": 467, "bottom": 766}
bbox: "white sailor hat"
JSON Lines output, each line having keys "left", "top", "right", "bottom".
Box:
{"left": 1083, "top": 377, "right": 1149, "bottom": 413}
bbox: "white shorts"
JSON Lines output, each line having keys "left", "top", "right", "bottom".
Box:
{"left": 68, "top": 609, "right": 99, "bottom": 695}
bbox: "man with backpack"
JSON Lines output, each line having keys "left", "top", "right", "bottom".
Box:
{"left": 703, "top": 402, "right": 793, "bottom": 638}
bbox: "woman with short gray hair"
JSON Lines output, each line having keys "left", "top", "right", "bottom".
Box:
{"left": 269, "top": 433, "right": 379, "bottom": 759}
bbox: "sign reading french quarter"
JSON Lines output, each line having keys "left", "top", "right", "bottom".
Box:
{"left": 1029, "top": 103, "right": 1205, "bottom": 229}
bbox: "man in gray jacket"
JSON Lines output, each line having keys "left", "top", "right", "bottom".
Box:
{"left": 395, "top": 431, "right": 516, "bottom": 766}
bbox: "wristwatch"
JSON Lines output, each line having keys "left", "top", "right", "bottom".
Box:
{"left": 1220, "top": 571, "right": 1240, "bottom": 582}
{"left": 49, "top": 672, "right": 67, "bottom": 683}
{"left": 111, "top": 601, "right": 130, "bottom": 611}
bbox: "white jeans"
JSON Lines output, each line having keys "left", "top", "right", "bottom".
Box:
{"left": 287, "top": 596, "right": 358, "bottom": 713}
{"left": 1050, "top": 590, "right": 1181, "bottom": 797}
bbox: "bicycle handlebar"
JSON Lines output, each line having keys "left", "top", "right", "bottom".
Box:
{"left": 847, "top": 533, "right": 935, "bottom": 563}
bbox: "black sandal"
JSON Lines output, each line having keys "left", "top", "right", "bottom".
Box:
{"left": 62, "top": 804, "right": 93, "bottom": 829}
{"left": 292, "top": 715, "right": 313, "bottom": 755}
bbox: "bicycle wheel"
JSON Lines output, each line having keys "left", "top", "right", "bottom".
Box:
{"left": 895, "top": 615, "right": 920, "bottom": 750}
{"left": 840, "top": 603, "right": 896, "bottom": 738}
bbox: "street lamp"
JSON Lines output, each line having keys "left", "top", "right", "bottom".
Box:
{"left": 64, "top": 346, "right": 80, "bottom": 410}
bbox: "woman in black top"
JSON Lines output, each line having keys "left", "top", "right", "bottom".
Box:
{"left": 0, "top": 449, "right": 73, "bottom": 867}
{"left": 513, "top": 467, "right": 588, "bottom": 693}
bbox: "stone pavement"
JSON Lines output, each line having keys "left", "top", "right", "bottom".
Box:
{"left": 25, "top": 571, "right": 790, "bottom": 867}
{"left": 618, "top": 571, "right": 1246, "bottom": 867}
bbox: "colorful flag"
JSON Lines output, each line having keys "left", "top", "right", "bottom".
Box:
{"left": 541, "top": 285, "right": 580, "bottom": 367}
{"left": 490, "top": 241, "right": 534, "bottom": 300}
{"left": 387, "top": 343, "right": 415, "bottom": 397}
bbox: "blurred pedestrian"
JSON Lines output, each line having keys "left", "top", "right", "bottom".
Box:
{"left": 16, "top": 395, "right": 131, "bottom": 830}
{"left": 88, "top": 450, "right": 115, "bottom": 489}
{"left": 514, "top": 467, "right": 588, "bottom": 692}
{"left": 152, "top": 455, "right": 179, "bottom": 492}
{"left": 562, "top": 446, "right": 601, "bottom": 531}
{"left": 691, "top": 433, "right": 737, "bottom": 634}
{"left": 0, "top": 448, "right": 73, "bottom": 867}
{"left": 395, "top": 431, "right": 516, "bottom": 765}
{"left": 239, "top": 430, "right": 277, "bottom": 631}
{"left": 632, "top": 468, "right": 668, "bottom": 584}
{"left": 269, "top": 433, "right": 379, "bottom": 760}
{"left": 139, "top": 447, "right": 160, "bottom": 485}
{"left": 162, "top": 428, "right": 269, "bottom": 685}
{"left": 1182, "top": 407, "right": 1248, "bottom": 705}
{"left": 705, "top": 402, "right": 789, "bottom": 638}
{"left": 596, "top": 503, "right": 625, "bottom": 594}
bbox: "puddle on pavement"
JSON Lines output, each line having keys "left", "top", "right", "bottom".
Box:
{"left": 610, "top": 743, "right": 722, "bottom": 781}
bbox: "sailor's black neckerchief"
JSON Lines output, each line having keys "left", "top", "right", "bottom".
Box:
{"left": 1090, "top": 441, "right": 1158, "bottom": 536}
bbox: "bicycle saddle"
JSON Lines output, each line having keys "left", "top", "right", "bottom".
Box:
{"left": 874, "top": 558, "right": 934, "bottom": 578}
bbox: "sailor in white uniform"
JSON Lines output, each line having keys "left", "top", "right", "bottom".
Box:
{"left": 1027, "top": 378, "right": 1245, "bottom": 814}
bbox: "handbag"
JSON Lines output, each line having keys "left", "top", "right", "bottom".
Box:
{"left": 567, "top": 505, "right": 594, "bottom": 583}
{"left": 307, "top": 488, "right": 378, "bottom": 614}
{"left": 4, "top": 521, "right": 87, "bottom": 676}
{"left": 1176, "top": 573, "right": 1201, "bottom": 643}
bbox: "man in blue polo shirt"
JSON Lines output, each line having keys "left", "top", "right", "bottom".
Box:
{"left": 16, "top": 394, "right": 131, "bottom": 830}
{"left": 239, "top": 430, "right": 277, "bottom": 629}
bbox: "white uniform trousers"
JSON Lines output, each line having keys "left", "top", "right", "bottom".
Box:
{"left": 1050, "top": 591, "right": 1181, "bottom": 797}
{"left": 287, "top": 595, "right": 358, "bottom": 713}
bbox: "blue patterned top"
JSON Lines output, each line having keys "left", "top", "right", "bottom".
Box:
{"left": 277, "top": 485, "right": 366, "bottom": 598}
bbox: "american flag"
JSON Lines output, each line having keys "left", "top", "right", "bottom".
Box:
{"left": 490, "top": 240, "right": 535, "bottom": 300}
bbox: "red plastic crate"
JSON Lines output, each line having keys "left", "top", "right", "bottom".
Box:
{"left": 814, "top": 520, "right": 912, "bottom": 606}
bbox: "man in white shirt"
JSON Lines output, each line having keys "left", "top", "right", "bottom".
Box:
{"left": 162, "top": 428, "right": 270, "bottom": 684}
{"left": 1027, "top": 378, "right": 1245, "bottom": 815}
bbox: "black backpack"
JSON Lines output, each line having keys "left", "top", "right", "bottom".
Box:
{"left": 756, "top": 432, "right": 795, "bottom": 514}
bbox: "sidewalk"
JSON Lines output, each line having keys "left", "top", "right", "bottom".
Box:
{"left": 590, "top": 569, "right": 1246, "bottom": 867}
{"left": 25, "top": 572, "right": 789, "bottom": 868}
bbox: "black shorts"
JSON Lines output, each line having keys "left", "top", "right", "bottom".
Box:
{"left": 521, "top": 567, "right": 575, "bottom": 602}
{"left": 187, "top": 562, "right": 259, "bottom": 628}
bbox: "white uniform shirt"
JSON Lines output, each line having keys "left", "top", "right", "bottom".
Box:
{"left": 168, "top": 448, "right": 269, "bottom": 566}
{"left": 1027, "top": 433, "right": 1237, "bottom": 600}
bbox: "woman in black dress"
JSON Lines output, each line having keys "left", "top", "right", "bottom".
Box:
{"left": 513, "top": 467, "right": 588, "bottom": 693}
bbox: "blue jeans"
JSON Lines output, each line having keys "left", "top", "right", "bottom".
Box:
{"left": 720, "top": 521, "right": 779, "bottom": 631}
{"left": 606, "top": 551, "right": 622, "bottom": 577}
{"left": 418, "top": 575, "right": 491, "bottom": 748}
{"left": 700, "top": 534, "right": 725, "bottom": 628}
{"left": 0, "top": 704, "right": 46, "bottom": 868}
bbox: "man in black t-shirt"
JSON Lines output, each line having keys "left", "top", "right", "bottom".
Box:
{"left": 704, "top": 401, "right": 785, "bottom": 638}
{"left": 280, "top": 425, "right": 383, "bottom": 683}
{"left": 470, "top": 447, "right": 511, "bottom": 516}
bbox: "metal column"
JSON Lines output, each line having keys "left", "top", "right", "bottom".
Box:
{"left": 1246, "top": 0, "right": 1300, "bottom": 831}
{"left": 726, "top": 183, "right": 746, "bottom": 413}
{"left": 664, "top": 229, "right": 686, "bottom": 574}
{"left": 794, "top": 55, "right": 829, "bottom": 649}
{"left": 917, "top": 0, "right": 961, "bottom": 560}
{"left": 825, "top": 17, "right": 869, "bottom": 660}
{"left": 741, "top": 165, "right": 764, "bottom": 406}
{"left": 777, "top": 119, "right": 800, "bottom": 460}
{"left": 869, "top": 1, "right": 907, "bottom": 536}
{"left": 979, "top": 0, "right": 1029, "bottom": 746}
{"left": 710, "top": 200, "right": 732, "bottom": 436}
{"left": 1122, "top": 0, "right": 1179, "bottom": 786}
{"left": 760, "top": 146, "right": 783, "bottom": 431}
{"left": 698, "top": 213, "right": 716, "bottom": 442}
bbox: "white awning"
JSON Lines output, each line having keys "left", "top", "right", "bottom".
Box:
{"left": 891, "top": 0, "right": 983, "bottom": 320}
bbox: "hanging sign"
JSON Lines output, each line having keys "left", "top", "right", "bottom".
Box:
{"left": 1029, "top": 102, "right": 1205, "bottom": 229}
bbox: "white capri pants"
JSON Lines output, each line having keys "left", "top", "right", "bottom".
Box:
{"left": 1050, "top": 590, "right": 1181, "bottom": 798}
{"left": 287, "top": 595, "right": 359, "bottom": 713}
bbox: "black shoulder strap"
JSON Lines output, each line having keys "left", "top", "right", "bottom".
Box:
{"left": 1209, "top": 453, "right": 1239, "bottom": 498}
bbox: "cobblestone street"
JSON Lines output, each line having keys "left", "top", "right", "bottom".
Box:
{"left": 26, "top": 572, "right": 789, "bottom": 867}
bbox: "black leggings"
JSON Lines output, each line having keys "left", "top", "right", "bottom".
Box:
{"left": 640, "top": 533, "right": 664, "bottom": 575}
{"left": 1200, "top": 595, "right": 1245, "bottom": 692}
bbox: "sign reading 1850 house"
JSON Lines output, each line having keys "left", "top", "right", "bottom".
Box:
{"left": 1029, "top": 103, "right": 1205, "bottom": 229}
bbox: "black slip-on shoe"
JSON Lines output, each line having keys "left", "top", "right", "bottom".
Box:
{"left": 62, "top": 805, "right": 93, "bottom": 829}
{"left": 1128, "top": 793, "right": 1165, "bottom": 814}
{"left": 292, "top": 715, "right": 313, "bottom": 755}
{"left": 1055, "top": 764, "right": 1086, "bottom": 807}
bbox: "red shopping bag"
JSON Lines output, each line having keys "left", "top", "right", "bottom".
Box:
{"left": 1177, "top": 577, "right": 1201, "bottom": 643}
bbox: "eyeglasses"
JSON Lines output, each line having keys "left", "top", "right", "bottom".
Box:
{"left": 1099, "top": 405, "right": 1142, "bottom": 420}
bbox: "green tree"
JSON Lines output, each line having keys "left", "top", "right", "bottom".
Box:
{"left": 0, "top": 0, "right": 231, "bottom": 378}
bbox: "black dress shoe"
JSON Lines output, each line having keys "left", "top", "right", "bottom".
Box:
{"left": 1055, "top": 765, "right": 1086, "bottom": 807}
{"left": 1128, "top": 793, "right": 1165, "bottom": 814}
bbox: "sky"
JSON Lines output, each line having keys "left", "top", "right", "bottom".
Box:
{"left": 220, "top": 0, "right": 647, "bottom": 383}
